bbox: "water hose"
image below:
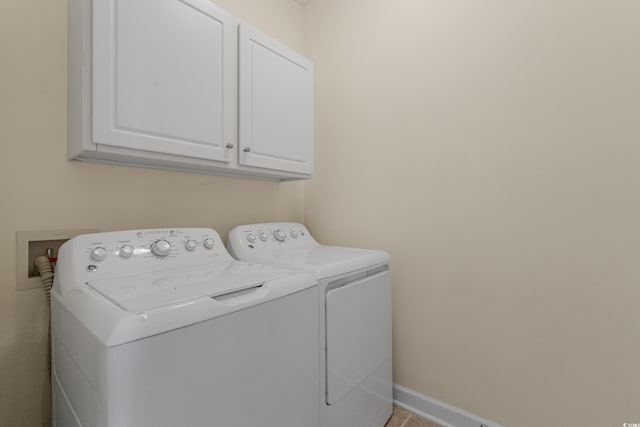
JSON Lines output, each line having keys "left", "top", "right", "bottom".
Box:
{"left": 35, "top": 256, "right": 54, "bottom": 374}
{"left": 35, "top": 255, "right": 54, "bottom": 427}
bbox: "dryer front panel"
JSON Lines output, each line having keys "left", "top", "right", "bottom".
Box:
{"left": 325, "top": 270, "right": 392, "bottom": 405}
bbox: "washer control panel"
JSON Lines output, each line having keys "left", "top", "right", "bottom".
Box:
{"left": 227, "top": 223, "right": 317, "bottom": 254}
{"left": 60, "top": 228, "right": 230, "bottom": 280}
{"left": 82, "top": 229, "right": 222, "bottom": 261}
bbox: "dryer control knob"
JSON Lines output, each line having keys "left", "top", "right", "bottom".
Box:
{"left": 119, "top": 245, "right": 134, "bottom": 258}
{"left": 203, "top": 238, "right": 215, "bottom": 249}
{"left": 259, "top": 231, "right": 268, "bottom": 241}
{"left": 185, "top": 240, "right": 197, "bottom": 251}
{"left": 290, "top": 230, "right": 299, "bottom": 238}
{"left": 274, "top": 229, "right": 286, "bottom": 242}
{"left": 151, "top": 240, "right": 171, "bottom": 257}
{"left": 247, "top": 233, "right": 257, "bottom": 243}
{"left": 90, "top": 247, "right": 108, "bottom": 261}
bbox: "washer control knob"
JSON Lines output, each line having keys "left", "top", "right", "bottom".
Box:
{"left": 151, "top": 239, "right": 171, "bottom": 257}
{"left": 90, "top": 247, "right": 108, "bottom": 261}
{"left": 290, "top": 230, "right": 299, "bottom": 238}
{"left": 185, "top": 240, "right": 197, "bottom": 251}
{"left": 203, "top": 238, "right": 215, "bottom": 249}
{"left": 247, "top": 233, "right": 257, "bottom": 243}
{"left": 119, "top": 245, "right": 134, "bottom": 258}
{"left": 274, "top": 229, "right": 286, "bottom": 242}
{"left": 259, "top": 231, "right": 268, "bottom": 241}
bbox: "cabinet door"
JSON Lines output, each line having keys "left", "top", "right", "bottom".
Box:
{"left": 238, "top": 24, "right": 313, "bottom": 175}
{"left": 92, "top": 0, "right": 235, "bottom": 162}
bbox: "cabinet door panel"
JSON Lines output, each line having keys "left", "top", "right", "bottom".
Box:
{"left": 92, "top": 0, "right": 235, "bottom": 162}
{"left": 239, "top": 24, "right": 313, "bottom": 175}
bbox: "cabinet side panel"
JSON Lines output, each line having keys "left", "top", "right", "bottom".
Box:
{"left": 67, "top": 0, "right": 93, "bottom": 158}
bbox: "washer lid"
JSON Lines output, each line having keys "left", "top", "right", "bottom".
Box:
{"left": 266, "top": 246, "right": 389, "bottom": 279}
{"left": 86, "top": 261, "right": 296, "bottom": 311}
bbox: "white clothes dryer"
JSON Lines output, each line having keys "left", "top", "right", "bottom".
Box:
{"left": 52, "top": 228, "right": 319, "bottom": 427}
{"left": 228, "top": 223, "right": 392, "bottom": 427}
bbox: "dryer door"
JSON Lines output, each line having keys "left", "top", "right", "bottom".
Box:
{"left": 325, "top": 270, "right": 392, "bottom": 405}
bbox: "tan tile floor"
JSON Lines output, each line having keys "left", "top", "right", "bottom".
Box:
{"left": 385, "top": 404, "right": 443, "bottom": 427}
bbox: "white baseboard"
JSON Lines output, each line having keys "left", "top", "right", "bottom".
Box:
{"left": 393, "top": 384, "right": 505, "bottom": 427}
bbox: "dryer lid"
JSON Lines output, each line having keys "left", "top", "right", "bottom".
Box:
{"left": 86, "top": 261, "right": 296, "bottom": 311}
{"left": 264, "top": 246, "right": 389, "bottom": 279}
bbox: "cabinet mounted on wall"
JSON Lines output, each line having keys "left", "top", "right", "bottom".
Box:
{"left": 68, "top": 0, "right": 313, "bottom": 181}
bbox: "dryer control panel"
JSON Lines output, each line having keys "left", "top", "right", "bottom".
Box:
{"left": 227, "top": 222, "right": 390, "bottom": 283}
{"left": 228, "top": 222, "right": 317, "bottom": 253}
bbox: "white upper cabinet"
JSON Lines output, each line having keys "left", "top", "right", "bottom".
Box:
{"left": 68, "top": 0, "right": 313, "bottom": 181}
{"left": 238, "top": 24, "right": 314, "bottom": 175}
{"left": 92, "top": 0, "right": 235, "bottom": 162}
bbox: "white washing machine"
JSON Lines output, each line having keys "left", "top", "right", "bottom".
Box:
{"left": 52, "top": 228, "right": 320, "bottom": 427}
{"left": 227, "top": 223, "right": 392, "bottom": 427}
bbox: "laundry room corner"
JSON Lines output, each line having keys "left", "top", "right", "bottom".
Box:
{"left": 3, "top": 0, "right": 640, "bottom": 426}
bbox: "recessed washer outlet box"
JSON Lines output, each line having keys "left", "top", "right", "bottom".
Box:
{"left": 16, "top": 229, "right": 98, "bottom": 291}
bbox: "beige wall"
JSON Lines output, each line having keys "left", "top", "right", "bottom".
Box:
{"left": 303, "top": 1, "right": 640, "bottom": 426}
{"left": 0, "top": 0, "right": 305, "bottom": 425}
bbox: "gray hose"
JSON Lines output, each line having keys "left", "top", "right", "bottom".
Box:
{"left": 35, "top": 256, "right": 54, "bottom": 308}
{"left": 35, "top": 255, "right": 54, "bottom": 375}
{"left": 35, "top": 255, "right": 54, "bottom": 427}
